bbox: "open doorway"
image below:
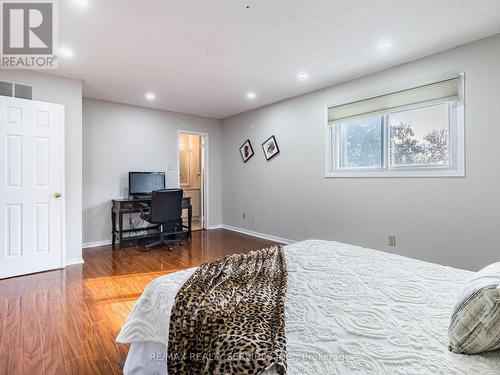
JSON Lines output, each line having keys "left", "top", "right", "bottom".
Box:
{"left": 178, "top": 131, "right": 207, "bottom": 231}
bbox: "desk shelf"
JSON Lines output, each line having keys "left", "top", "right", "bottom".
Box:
{"left": 111, "top": 197, "right": 192, "bottom": 250}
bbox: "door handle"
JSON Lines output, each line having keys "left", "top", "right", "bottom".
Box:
{"left": 54, "top": 192, "right": 62, "bottom": 198}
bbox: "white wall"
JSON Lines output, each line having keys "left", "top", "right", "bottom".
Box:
{"left": 221, "top": 34, "right": 500, "bottom": 271}
{"left": 0, "top": 70, "right": 83, "bottom": 264}
{"left": 82, "top": 98, "right": 222, "bottom": 246}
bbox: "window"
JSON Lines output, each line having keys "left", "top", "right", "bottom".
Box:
{"left": 326, "top": 76, "right": 464, "bottom": 177}
{"left": 339, "top": 116, "right": 382, "bottom": 169}
{"left": 389, "top": 103, "right": 450, "bottom": 168}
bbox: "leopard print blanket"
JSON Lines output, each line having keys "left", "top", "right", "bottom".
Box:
{"left": 167, "top": 245, "right": 287, "bottom": 375}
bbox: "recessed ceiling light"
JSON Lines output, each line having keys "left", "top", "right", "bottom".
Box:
{"left": 377, "top": 40, "right": 392, "bottom": 51}
{"left": 73, "top": 0, "right": 89, "bottom": 8}
{"left": 297, "top": 72, "right": 309, "bottom": 81}
{"left": 59, "top": 47, "right": 74, "bottom": 58}
{"left": 246, "top": 91, "right": 257, "bottom": 100}
{"left": 145, "top": 92, "right": 156, "bottom": 100}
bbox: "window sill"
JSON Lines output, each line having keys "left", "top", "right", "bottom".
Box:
{"left": 325, "top": 168, "right": 465, "bottom": 178}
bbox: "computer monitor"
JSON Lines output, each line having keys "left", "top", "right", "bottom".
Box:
{"left": 129, "top": 172, "right": 165, "bottom": 196}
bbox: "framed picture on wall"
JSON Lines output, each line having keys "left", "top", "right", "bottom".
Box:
{"left": 239, "top": 139, "right": 255, "bottom": 163}
{"left": 262, "top": 135, "right": 280, "bottom": 161}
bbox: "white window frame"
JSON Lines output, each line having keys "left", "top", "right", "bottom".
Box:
{"left": 325, "top": 77, "right": 465, "bottom": 178}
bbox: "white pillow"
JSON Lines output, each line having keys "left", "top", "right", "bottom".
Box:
{"left": 448, "top": 262, "right": 500, "bottom": 354}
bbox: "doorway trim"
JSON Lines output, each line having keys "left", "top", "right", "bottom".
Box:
{"left": 176, "top": 130, "right": 209, "bottom": 229}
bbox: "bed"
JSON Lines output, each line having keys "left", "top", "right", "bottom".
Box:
{"left": 117, "top": 240, "right": 500, "bottom": 374}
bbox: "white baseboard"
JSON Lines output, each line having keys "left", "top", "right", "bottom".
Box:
{"left": 217, "top": 224, "right": 294, "bottom": 245}
{"left": 82, "top": 239, "right": 112, "bottom": 249}
{"left": 82, "top": 225, "right": 293, "bottom": 249}
{"left": 65, "top": 257, "right": 84, "bottom": 266}
{"left": 206, "top": 224, "right": 223, "bottom": 230}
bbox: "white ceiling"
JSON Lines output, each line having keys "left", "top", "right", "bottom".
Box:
{"left": 55, "top": 0, "right": 500, "bottom": 119}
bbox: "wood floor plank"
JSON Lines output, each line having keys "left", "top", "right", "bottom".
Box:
{"left": 0, "top": 229, "right": 277, "bottom": 373}
{"left": 0, "top": 348, "right": 22, "bottom": 375}
{"left": 66, "top": 356, "right": 92, "bottom": 375}
{"left": 0, "top": 298, "right": 7, "bottom": 355}
{"left": 41, "top": 332, "right": 67, "bottom": 375}
{"left": 21, "top": 334, "right": 44, "bottom": 375}
{"left": 60, "top": 322, "right": 85, "bottom": 363}
{"left": 94, "top": 322, "right": 128, "bottom": 372}
{"left": 1, "top": 298, "right": 22, "bottom": 354}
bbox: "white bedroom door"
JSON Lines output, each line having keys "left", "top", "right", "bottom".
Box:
{"left": 0, "top": 96, "right": 65, "bottom": 279}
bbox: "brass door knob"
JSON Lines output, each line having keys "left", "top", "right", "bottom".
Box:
{"left": 54, "top": 192, "right": 62, "bottom": 198}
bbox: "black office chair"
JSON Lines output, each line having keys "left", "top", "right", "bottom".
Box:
{"left": 139, "top": 189, "right": 188, "bottom": 251}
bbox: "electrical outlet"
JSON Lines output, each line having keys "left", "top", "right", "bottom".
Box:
{"left": 242, "top": 212, "right": 246, "bottom": 219}
{"left": 388, "top": 234, "right": 396, "bottom": 247}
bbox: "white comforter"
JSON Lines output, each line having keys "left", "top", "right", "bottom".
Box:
{"left": 117, "top": 240, "right": 500, "bottom": 374}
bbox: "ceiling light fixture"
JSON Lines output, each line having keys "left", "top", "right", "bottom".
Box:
{"left": 377, "top": 40, "right": 393, "bottom": 51}
{"left": 73, "top": 0, "right": 89, "bottom": 8}
{"left": 246, "top": 91, "right": 257, "bottom": 100}
{"left": 59, "top": 47, "right": 74, "bottom": 58}
{"left": 145, "top": 92, "right": 156, "bottom": 101}
{"left": 297, "top": 72, "right": 309, "bottom": 81}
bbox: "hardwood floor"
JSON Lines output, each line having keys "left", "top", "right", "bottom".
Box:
{"left": 0, "top": 229, "right": 277, "bottom": 375}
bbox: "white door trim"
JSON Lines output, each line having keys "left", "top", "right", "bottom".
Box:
{"left": 59, "top": 105, "right": 66, "bottom": 270}
{"left": 177, "top": 130, "right": 209, "bottom": 229}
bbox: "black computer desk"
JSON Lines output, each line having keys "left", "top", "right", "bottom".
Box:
{"left": 111, "top": 196, "right": 192, "bottom": 250}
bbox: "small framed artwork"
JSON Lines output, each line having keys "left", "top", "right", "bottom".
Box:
{"left": 262, "top": 135, "right": 280, "bottom": 161}
{"left": 239, "top": 139, "right": 255, "bottom": 163}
